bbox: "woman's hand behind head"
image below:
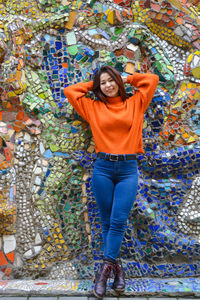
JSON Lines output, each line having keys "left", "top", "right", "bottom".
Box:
{"left": 122, "top": 76, "right": 127, "bottom": 84}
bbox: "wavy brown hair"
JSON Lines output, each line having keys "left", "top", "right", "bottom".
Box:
{"left": 93, "top": 65, "right": 127, "bottom": 103}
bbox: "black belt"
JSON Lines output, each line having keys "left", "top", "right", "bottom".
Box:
{"left": 97, "top": 152, "right": 137, "bottom": 161}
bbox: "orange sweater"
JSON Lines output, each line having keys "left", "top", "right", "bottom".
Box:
{"left": 64, "top": 72, "right": 159, "bottom": 154}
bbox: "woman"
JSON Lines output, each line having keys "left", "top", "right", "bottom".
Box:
{"left": 64, "top": 65, "right": 159, "bottom": 298}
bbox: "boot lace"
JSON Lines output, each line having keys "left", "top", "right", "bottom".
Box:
{"left": 103, "top": 264, "right": 113, "bottom": 276}
{"left": 115, "top": 261, "right": 123, "bottom": 276}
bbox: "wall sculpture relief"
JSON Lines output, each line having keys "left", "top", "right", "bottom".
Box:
{"left": 0, "top": 0, "right": 199, "bottom": 280}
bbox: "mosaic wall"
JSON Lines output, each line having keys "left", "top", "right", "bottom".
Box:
{"left": 0, "top": 0, "right": 199, "bottom": 280}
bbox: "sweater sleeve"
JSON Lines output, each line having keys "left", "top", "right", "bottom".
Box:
{"left": 64, "top": 81, "right": 94, "bottom": 122}
{"left": 127, "top": 72, "right": 159, "bottom": 112}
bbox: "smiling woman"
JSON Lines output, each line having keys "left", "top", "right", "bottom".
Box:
{"left": 100, "top": 73, "right": 119, "bottom": 98}
{"left": 64, "top": 65, "right": 159, "bottom": 298}
{"left": 93, "top": 65, "right": 127, "bottom": 103}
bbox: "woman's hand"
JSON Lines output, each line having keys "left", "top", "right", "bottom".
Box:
{"left": 122, "top": 76, "right": 127, "bottom": 84}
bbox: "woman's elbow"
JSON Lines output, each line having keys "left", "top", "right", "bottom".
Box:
{"left": 154, "top": 74, "right": 159, "bottom": 84}
{"left": 63, "top": 87, "right": 70, "bottom": 98}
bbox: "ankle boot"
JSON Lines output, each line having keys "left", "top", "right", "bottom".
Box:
{"left": 112, "top": 259, "right": 125, "bottom": 292}
{"left": 93, "top": 260, "right": 115, "bottom": 299}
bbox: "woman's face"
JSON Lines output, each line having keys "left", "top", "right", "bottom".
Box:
{"left": 100, "top": 72, "right": 119, "bottom": 97}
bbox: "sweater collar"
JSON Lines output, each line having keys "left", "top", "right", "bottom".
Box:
{"left": 107, "top": 96, "right": 123, "bottom": 105}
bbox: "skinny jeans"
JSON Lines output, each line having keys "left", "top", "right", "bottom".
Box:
{"left": 92, "top": 154, "right": 138, "bottom": 261}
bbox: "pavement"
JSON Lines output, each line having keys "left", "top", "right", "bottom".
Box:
{"left": 0, "top": 297, "right": 197, "bottom": 300}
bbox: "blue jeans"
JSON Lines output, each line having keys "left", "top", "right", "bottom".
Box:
{"left": 92, "top": 154, "right": 138, "bottom": 261}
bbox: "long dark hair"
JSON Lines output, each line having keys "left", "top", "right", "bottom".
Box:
{"left": 93, "top": 65, "right": 127, "bottom": 103}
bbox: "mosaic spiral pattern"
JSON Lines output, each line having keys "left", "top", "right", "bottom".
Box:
{"left": 0, "top": 0, "right": 199, "bottom": 280}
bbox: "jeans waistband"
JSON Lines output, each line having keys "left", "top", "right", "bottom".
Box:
{"left": 97, "top": 152, "right": 137, "bottom": 161}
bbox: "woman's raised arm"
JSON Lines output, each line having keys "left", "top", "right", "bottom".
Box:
{"left": 126, "top": 72, "right": 159, "bottom": 112}
{"left": 64, "top": 81, "right": 93, "bottom": 122}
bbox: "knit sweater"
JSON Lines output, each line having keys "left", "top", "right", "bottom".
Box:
{"left": 64, "top": 72, "right": 159, "bottom": 154}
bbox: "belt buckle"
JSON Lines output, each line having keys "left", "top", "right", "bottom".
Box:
{"left": 109, "top": 154, "right": 118, "bottom": 161}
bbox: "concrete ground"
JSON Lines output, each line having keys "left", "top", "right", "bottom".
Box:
{"left": 0, "top": 297, "right": 197, "bottom": 300}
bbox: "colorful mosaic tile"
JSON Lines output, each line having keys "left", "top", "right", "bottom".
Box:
{"left": 1, "top": 277, "right": 200, "bottom": 296}
{"left": 0, "top": 0, "right": 199, "bottom": 283}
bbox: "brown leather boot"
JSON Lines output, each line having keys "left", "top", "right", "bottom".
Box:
{"left": 112, "top": 259, "right": 125, "bottom": 292}
{"left": 93, "top": 260, "right": 115, "bottom": 299}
